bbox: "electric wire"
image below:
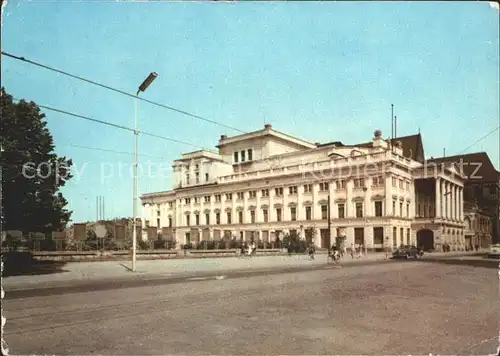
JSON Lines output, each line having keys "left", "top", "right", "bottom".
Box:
{"left": 455, "top": 126, "right": 499, "bottom": 155}
{"left": 12, "top": 98, "right": 217, "bottom": 152}
{"left": 67, "top": 144, "right": 168, "bottom": 160}
{"left": 2, "top": 51, "right": 246, "bottom": 134}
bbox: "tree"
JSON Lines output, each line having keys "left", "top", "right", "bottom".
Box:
{"left": 1, "top": 88, "right": 73, "bottom": 233}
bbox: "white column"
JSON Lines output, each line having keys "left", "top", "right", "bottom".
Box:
{"left": 440, "top": 179, "right": 445, "bottom": 218}
{"left": 243, "top": 192, "right": 248, "bottom": 224}
{"left": 447, "top": 182, "right": 451, "bottom": 220}
{"left": 256, "top": 191, "right": 261, "bottom": 222}
{"left": 256, "top": 230, "right": 262, "bottom": 242}
{"left": 346, "top": 179, "right": 353, "bottom": 217}
{"left": 210, "top": 194, "right": 214, "bottom": 224}
{"left": 364, "top": 178, "right": 372, "bottom": 217}
{"left": 283, "top": 186, "right": 289, "bottom": 221}
{"left": 297, "top": 185, "right": 304, "bottom": 220}
{"left": 312, "top": 183, "right": 319, "bottom": 219}
{"left": 314, "top": 227, "right": 321, "bottom": 247}
{"left": 221, "top": 194, "right": 226, "bottom": 225}
{"left": 453, "top": 185, "right": 457, "bottom": 220}
{"left": 435, "top": 178, "right": 441, "bottom": 218}
{"left": 460, "top": 187, "right": 464, "bottom": 221}
{"left": 268, "top": 189, "right": 274, "bottom": 222}
{"left": 385, "top": 174, "right": 392, "bottom": 216}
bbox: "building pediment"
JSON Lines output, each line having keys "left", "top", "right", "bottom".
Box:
{"left": 193, "top": 210, "right": 200, "bottom": 215}
{"left": 224, "top": 207, "right": 232, "bottom": 213}
{"left": 274, "top": 203, "right": 283, "bottom": 208}
{"left": 214, "top": 208, "right": 221, "bottom": 213}
{"left": 399, "top": 196, "right": 405, "bottom": 201}
{"left": 260, "top": 204, "right": 269, "bottom": 209}
{"left": 203, "top": 208, "right": 211, "bottom": 214}
{"left": 288, "top": 202, "right": 297, "bottom": 208}
{"left": 318, "top": 199, "right": 328, "bottom": 205}
{"left": 236, "top": 206, "right": 244, "bottom": 212}
{"left": 302, "top": 200, "right": 313, "bottom": 206}
{"left": 352, "top": 196, "right": 364, "bottom": 202}
{"left": 248, "top": 205, "right": 256, "bottom": 211}
{"left": 328, "top": 152, "right": 346, "bottom": 159}
{"left": 184, "top": 211, "right": 191, "bottom": 215}
{"left": 335, "top": 198, "right": 346, "bottom": 203}
{"left": 371, "top": 194, "right": 385, "bottom": 201}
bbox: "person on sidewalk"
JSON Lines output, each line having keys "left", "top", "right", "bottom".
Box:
{"left": 308, "top": 242, "right": 315, "bottom": 260}
{"left": 350, "top": 243, "right": 355, "bottom": 259}
{"left": 358, "top": 244, "right": 364, "bottom": 259}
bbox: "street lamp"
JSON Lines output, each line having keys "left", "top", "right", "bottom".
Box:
{"left": 132, "top": 72, "right": 158, "bottom": 272}
{"left": 363, "top": 187, "right": 368, "bottom": 256}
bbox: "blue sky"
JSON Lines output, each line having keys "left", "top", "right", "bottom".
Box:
{"left": 2, "top": 1, "right": 499, "bottom": 223}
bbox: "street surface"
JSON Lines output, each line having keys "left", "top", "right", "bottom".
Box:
{"left": 3, "top": 255, "right": 498, "bottom": 355}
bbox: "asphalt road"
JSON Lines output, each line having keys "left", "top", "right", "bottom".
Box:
{"left": 3, "top": 257, "right": 499, "bottom": 355}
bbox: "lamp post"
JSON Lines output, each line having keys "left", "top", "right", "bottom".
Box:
{"left": 363, "top": 187, "right": 368, "bottom": 256}
{"left": 327, "top": 193, "right": 332, "bottom": 248}
{"left": 132, "top": 72, "right": 158, "bottom": 272}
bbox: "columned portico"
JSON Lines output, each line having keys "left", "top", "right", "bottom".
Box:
{"left": 435, "top": 178, "right": 441, "bottom": 218}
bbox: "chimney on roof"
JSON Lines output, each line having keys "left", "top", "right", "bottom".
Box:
{"left": 220, "top": 135, "right": 227, "bottom": 140}
{"left": 314, "top": 142, "right": 321, "bottom": 146}
{"left": 264, "top": 124, "right": 272, "bottom": 129}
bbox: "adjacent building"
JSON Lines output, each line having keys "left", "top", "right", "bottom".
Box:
{"left": 427, "top": 152, "right": 500, "bottom": 244}
{"left": 464, "top": 201, "right": 492, "bottom": 249}
{"left": 140, "top": 124, "right": 479, "bottom": 251}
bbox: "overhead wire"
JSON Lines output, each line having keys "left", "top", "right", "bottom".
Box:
{"left": 12, "top": 98, "right": 217, "bottom": 153}
{"left": 2, "top": 51, "right": 247, "bottom": 134}
{"left": 67, "top": 144, "right": 168, "bottom": 160}
{"left": 455, "top": 126, "right": 499, "bottom": 155}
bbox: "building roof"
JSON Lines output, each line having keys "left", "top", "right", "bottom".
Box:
{"left": 353, "top": 133, "right": 425, "bottom": 162}
{"left": 217, "top": 124, "right": 316, "bottom": 150}
{"left": 427, "top": 152, "right": 500, "bottom": 183}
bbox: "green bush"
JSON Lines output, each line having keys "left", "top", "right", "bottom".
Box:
{"left": 283, "top": 233, "right": 308, "bottom": 253}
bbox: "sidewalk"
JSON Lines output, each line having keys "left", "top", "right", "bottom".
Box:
{"left": 3, "top": 252, "right": 384, "bottom": 290}
{"left": 2, "top": 250, "right": 484, "bottom": 291}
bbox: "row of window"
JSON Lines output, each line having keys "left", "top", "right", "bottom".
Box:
{"left": 179, "top": 179, "right": 389, "bottom": 205}
{"left": 234, "top": 149, "right": 253, "bottom": 163}
{"left": 158, "top": 199, "right": 411, "bottom": 221}
{"left": 177, "top": 200, "right": 411, "bottom": 227}
{"left": 185, "top": 172, "right": 210, "bottom": 184}
{"left": 392, "top": 177, "right": 412, "bottom": 191}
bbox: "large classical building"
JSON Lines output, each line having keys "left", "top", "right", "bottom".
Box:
{"left": 141, "top": 124, "right": 473, "bottom": 251}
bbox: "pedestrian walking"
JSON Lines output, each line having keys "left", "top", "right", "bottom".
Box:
{"left": 308, "top": 242, "right": 315, "bottom": 260}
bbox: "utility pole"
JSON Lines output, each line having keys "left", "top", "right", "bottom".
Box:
{"left": 132, "top": 72, "right": 158, "bottom": 272}
{"left": 327, "top": 193, "right": 331, "bottom": 248}
{"left": 363, "top": 187, "right": 368, "bottom": 255}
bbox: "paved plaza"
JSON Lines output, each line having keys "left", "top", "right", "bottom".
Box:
{"left": 3, "top": 255, "right": 498, "bottom": 355}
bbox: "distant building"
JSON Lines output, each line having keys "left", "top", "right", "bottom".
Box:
{"left": 428, "top": 152, "right": 500, "bottom": 244}
{"left": 141, "top": 124, "right": 477, "bottom": 251}
{"left": 464, "top": 201, "right": 492, "bottom": 249}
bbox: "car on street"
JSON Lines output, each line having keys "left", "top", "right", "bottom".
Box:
{"left": 488, "top": 244, "right": 500, "bottom": 258}
{"left": 392, "top": 245, "right": 424, "bottom": 259}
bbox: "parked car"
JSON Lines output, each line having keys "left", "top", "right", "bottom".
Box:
{"left": 488, "top": 244, "right": 500, "bottom": 258}
{"left": 392, "top": 245, "right": 424, "bottom": 259}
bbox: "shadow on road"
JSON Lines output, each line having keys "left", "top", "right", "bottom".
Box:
{"left": 417, "top": 255, "right": 498, "bottom": 269}
{"left": 2, "top": 251, "right": 68, "bottom": 277}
